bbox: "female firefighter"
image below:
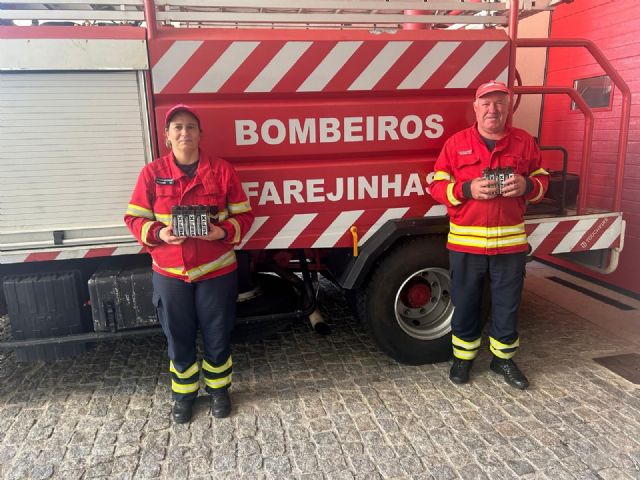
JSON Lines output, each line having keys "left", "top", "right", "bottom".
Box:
{"left": 124, "top": 104, "right": 254, "bottom": 423}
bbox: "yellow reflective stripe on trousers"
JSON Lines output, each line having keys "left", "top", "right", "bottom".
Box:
{"left": 449, "top": 222, "right": 525, "bottom": 237}
{"left": 202, "top": 357, "right": 232, "bottom": 374}
{"left": 228, "top": 200, "right": 252, "bottom": 214}
{"left": 489, "top": 337, "right": 519, "bottom": 359}
{"left": 452, "top": 335, "right": 481, "bottom": 350}
{"left": 433, "top": 171, "right": 451, "bottom": 182}
{"left": 448, "top": 233, "right": 528, "bottom": 249}
{"left": 490, "top": 346, "right": 516, "bottom": 359}
{"left": 126, "top": 203, "right": 155, "bottom": 219}
{"left": 453, "top": 348, "right": 477, "bottom": 360}
{"left": 490, "top": 337, "right": 520, "bottom": 350}
{"left": 170, "top": 361, "right": 199, "bottom": 379}
{"left": 171, "top": 379, "right": 200, "bottom": 394}
{"left": 204, "top": 374, "right": 232, "bottom": 389}
{"left": 446, "top": 183, "right": 461, "bottom": 206}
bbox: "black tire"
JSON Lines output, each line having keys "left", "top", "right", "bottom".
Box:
{"left": 360, "top": 235, "right": 454, "bottom": 365}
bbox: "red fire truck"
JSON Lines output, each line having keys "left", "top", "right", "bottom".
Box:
{"left": 0, "top": 0, "right": 629, "bottom": 364}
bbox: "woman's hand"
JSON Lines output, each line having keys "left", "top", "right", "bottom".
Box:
{"left": 200, "top": 222, "right": 227, "bottom": 242}
{"left": 159, "top": 226, "right": 187, "bottom": 245}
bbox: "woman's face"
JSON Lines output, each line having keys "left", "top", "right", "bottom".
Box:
{"left": 165, "top": 111, "right": 201, "bottom": 154}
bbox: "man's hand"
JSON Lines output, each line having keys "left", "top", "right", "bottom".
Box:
{"left": 469, "top": 177, "right": 498, "bottom": 200}
{"left": 501, "top": 174, "right": 527, "bottom": 197}
{"left": 199, "top": 222, "right": 227, "bottom": 241}
{"left": 159, "top": 226, "right": 186, "bottom": 245}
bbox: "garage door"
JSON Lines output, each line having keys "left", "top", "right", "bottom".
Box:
{"left": 0, "top": 70, "right": 152, "bottom": 250}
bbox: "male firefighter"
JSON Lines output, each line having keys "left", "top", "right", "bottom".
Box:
{"left": 429, "top": 81, "right": 549, "bottom": 389}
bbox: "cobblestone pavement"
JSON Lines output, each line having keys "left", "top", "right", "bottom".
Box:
{"left": 1, "top": 267, "right": 639, "bottom": 480}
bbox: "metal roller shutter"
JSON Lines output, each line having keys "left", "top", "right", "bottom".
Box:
{"left": 0, "top": 71, "right": 152, "bottom": 250}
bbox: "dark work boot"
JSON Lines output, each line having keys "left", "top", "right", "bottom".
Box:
{"left": 172, "top": 398, "right": 195, "bottom": 424}
{"left": 490, "top": 357, "right": 530, "bottom": 390}
{"left": 449, "top": 358, "right": 473, "bottom": 384}
{"left": 210, "top": 389, "right": 232, "bottom": 418}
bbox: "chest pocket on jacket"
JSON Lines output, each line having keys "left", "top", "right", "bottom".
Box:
{"left": 502, "top": 154, "right": 524, "bottom": 174}
{"left": 196, "top": 192, "right": 224, "bottom": 210}
{"left": 155, "top": 183, "right": 181, "bottom": 203}
{"left": 455, "top": 154, "right": 482, "bottom": 182}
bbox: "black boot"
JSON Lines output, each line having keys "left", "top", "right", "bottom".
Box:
{"left": 210, "top": 389, "right": 232, "bottom": 418}
{"left": 449, "top": 358, "right": 473, "bottom": 384}
{"left": 490, "top": 357, "right": 529, "bottom": 390}
{"left": 172, "top": 398, "right": 195, "bottom": 424}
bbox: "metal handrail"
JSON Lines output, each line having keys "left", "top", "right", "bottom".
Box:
{"left": 1, "top": 0, "right": 561, "bottom": 28}
{"left": 514, "top": 86, "right": 594, "bottom": 216}
{"left": 517, "top": 38, "right": 631, "bottom": 214}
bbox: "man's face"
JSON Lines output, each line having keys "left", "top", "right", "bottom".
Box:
{"left": 473, "top": 92, "right": 510, "bottom": 137}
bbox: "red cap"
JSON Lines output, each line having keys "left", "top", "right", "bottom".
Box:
{"left": 165, "top": 104, "right": 200, "bottom": 127}
{"left": 475, "top": 80, "right": 511, "bottom": 99}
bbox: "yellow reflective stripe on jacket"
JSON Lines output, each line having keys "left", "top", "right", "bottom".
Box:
{"left": 227, "top": 218, "right": 241, "bottom": 244}
{"left": 153, "top": 262, "right": 186, "bottom": 277}
{"left": 433, "top": 171, "right": 452, "bottom": 182}
{"left": 228, "top": 200, "right": 252, "bottom": 214}
{"left": 453, "top": 348, "right": 477, "bottom": 360}
{"left": 140, "top": 220, "right": 158, "bottom": 247}
{"left": 204, "top": 374, "right": 232, "bottom": 389}
{"left": 218, "top": 209, "right": 229, "bottom": 221}
{"left": 448, "top": 233, "right": 528, "bottom": 249}
{"left": 126, "top": 203, "right": 155, "bottom": 219}
{"left": 530, "top": 177, "right": 545, "bottom": 203}
{"left": 154, "top": 212, "right": 172, "bottom": 225}
{"left": 449, "top": 222, "right": 525, "bottom": 238}
{"left": 446, "top": 183, "right": 462, "bottom": 206}
{"left": 185, "top": 250, "right": 236, "bottom": 281}
{"left": 452, "top": 335, "right": 481, "bottom": 350}
{"left": 170, "top": 361, "right": 199, "bottom": 379}
{"left": 530, "top": 167, "right": 549, "bottom": 177}
{"left": 171, "top": 379, "right": 200, "bottom": 394}
{"left": 153, "top": 251, "right": 236, "bottom": 281}
{"left": 202, "top": 357, "right": 232, "bottom": 374}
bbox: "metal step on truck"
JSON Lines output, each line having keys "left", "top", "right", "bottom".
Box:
{"left": 0, "top": 0, "right": 630, "bottom": 364}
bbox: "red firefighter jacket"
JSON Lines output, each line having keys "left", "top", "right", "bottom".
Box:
{"left": 125, "top": 151, "right": 254, "bottom": 282}
{"left": 429, "top": 124, "right": 549, "bottom": 255}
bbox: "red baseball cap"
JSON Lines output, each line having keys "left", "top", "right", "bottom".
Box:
{"left": 475, "top": 80, "right": 511, "bottom": 99}
{"left": 165, "top": 104, "right": 201, "bottom": 127}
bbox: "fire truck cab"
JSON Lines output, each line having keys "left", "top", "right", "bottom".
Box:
{"left": 0, "top": 0, "right": 629, "bottom": 364}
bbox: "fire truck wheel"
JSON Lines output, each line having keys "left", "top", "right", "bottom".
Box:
{"left": 361, "top": 236, "right": 454, "bottom": 365}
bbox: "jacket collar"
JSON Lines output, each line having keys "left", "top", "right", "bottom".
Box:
{"left": 471, "top": 122, "right": 513, "bottom": 151}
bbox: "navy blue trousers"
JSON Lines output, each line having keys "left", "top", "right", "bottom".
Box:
{"left": 152, "top": 270, "right": 237, "bottom": 400}
{"left": 449, "top": 251, "right": 526, "bottom": 351}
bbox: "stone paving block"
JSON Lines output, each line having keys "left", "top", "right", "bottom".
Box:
{"left": 1, "top": 275, "right": 640, "bottom": 479}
